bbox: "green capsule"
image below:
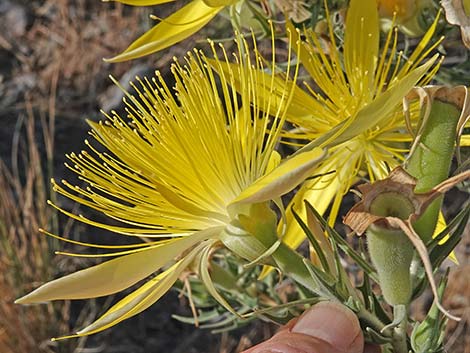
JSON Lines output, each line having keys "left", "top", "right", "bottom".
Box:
{"left": 367, "top": 225, "right": 414, "bottom": 305}
{"left": 406, "top": 99, "right": 461, "bottom": 242}
{"left": 367, "top": 93, "right": 462, "bottom": 306}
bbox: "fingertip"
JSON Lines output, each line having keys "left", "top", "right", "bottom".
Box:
{"left": 290, "top": 302, "right": 364, "bottom": 353}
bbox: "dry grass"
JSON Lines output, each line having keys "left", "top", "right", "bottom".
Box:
{"left": 0, "top": 1, "right": 155, "bottom": 351}
{"left": 443, "top": 224, "right": 470, "bottom": 353}
{"left": 0, "top": 100, "right": 72, "bottom": 353}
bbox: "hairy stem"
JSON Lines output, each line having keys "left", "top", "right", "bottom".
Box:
{"left": 392, "top": 307, "right": 409, "bottom": 353}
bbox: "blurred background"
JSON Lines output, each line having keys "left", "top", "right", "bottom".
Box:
{"left": 0, "top": 0, "right": 469, "bottom": 352}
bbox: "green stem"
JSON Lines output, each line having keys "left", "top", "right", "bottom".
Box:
{"left": 392, "top": 306, "right": 409, "bottom": 353}
{"left": 358, "top": 308, "right": 388, "bottom": 335}
{"left": 271, "top": 242, "right": 320, "bottom": 293}
{"left": 273, "top": 241, "right": 393, "bottom": 341}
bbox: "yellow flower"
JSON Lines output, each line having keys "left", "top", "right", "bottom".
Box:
{"left": 377, "top": 0, "right": 433, "bottom": 36}
{"left": 104, "top": 0, "right": 239, "bottom": 62}
{"left": 15, "top": 35, "right": 324, "bottom": 338}
{"left": 276, "top": 0, "right": 443, "bottom": 251}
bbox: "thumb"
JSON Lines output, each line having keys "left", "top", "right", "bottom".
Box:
{"left": 243, "top": 302, "right": 364, "bottom": 353}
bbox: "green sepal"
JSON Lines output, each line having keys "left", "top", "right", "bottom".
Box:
{"left": 220, "top": 220, "right": 270, "bottom": 264}
{"left": 220, "top": 202, "right": 278, "bottom": 263}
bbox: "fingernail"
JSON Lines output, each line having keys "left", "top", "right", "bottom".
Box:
{"left": 291, "top": 302, "right": 362, "bottom": 352}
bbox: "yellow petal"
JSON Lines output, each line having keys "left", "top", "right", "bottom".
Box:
{"left": 106, "top": 0, "right": 223, "bottom": 62}
{"left": 206, "top": 59, "right": 320, "bottom": 121}
{"left": 16, "top": 227, "right": 221, "bottom": 303}
{"left": 298, "top": 55, "right": 438, "bottom": 152}
{"left": 61, "top": 242, "right": 211, "bottom": 338}
{"left": 434, "top": 211, "right": 458, "bottom": 263}
{"left": 460, "top": 134, "right": 470, "bottom": 146}
{"left": 104, "top": 0, "right": 174, "bottom": 5}
{"left": 344, "top": 0, "right": 379, "bottom": 96}
{"left": 230, "top": 147, "right": 326, "bottom": 205}
{"left": 281, "top": 164, "right": 341, "bottom": 251}
{"left": 267, "top": 151, "right": 281, "bottom": 173}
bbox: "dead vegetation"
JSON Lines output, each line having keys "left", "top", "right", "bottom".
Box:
{"left": 0, "top": 1, "right": 154, "bottom": 351}
{"left": 0, "top": 98, "right": 83, "bottom": 353}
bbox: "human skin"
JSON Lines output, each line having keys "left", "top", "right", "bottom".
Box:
{"left": 242, "top": 302, "right": 381, "bottom": 353}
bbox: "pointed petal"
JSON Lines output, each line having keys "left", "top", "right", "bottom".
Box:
{"left": 267, "top": 151, "right": 281, "bottom": 173}
{"left": 257, "top": 265, "right": 274, "bottom": 280}
{"left": 203, "top": 0, "right": 237, "bottom": 6}
{"left": 344, "top": 0, "right": 379, "bottom": 95}
{"left": 281, "top": 166, "right": 341, "bottom": 251}
{"left": 65, "top": 242, "right": 211, "bottom": 338}
{"left": 206, "top": 59, "right": 320, "bottom": 121}
{"left": 230, "top": 147, "right": 326, "bottom": 205}
{"left": 16, "top": 227, "right": 221, "bottom": 303}
{"left": 106, "top": 0, "right": 223, "bottom": 62}
{"left": 298, "top": 56, "right": 438, "bottom": 152}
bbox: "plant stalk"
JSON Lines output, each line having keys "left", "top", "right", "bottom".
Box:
{"left": 392, "top": 316, "right": 409, "bottom": 353}
{"left": 271, "top": 241, "right": 321, "bottom": 294}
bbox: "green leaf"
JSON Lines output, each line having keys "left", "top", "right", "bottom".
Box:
{"left": 365, "top": 327, "right": 393, "bottom": 344}
{"left": 429, "top": 203, "right": 470, "bottom": 267}
{"left": 302, "top": 260, "right": 336, "bottom": 299}
{"left": 411, "top": 273, "right": 449, "bottom": 353}
{"left": 291, "top": 207, "right": 331, "bottom": 273}
{"left": 172, "top": 308, "right": 220, "bottom": 325}
{"left": 304, "top": 201, "right": 378, "bottom": 282}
